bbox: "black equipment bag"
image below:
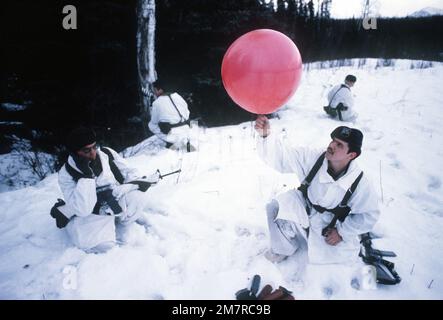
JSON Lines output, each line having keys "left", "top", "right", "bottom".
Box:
{"left": 360, "top": 233, "right": 401, "bottom": 285}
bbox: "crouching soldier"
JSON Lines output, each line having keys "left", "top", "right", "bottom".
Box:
{"left": 53, "top": 127, "right": 159, "bottom": 253}
{"left": 148, "top": 80, "right": 195, "bottom": 152}
{"left": 255, "top": 116, "right": 380, "bottom": 265}
{"left": 324, "top": 75, "right": 358, "bottom": 122}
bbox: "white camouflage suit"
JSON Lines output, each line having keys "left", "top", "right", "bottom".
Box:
{"left": 148, "top": 92, "right": 191, "bottom": 148}
{"left": 258, "top": 134, "right": 380, "bottom": 264}
{"left": 327, "top": 84, "right": 357, "bottom": 122}
{"left": 58, "top": 148, "right": 150, "bottom": 250}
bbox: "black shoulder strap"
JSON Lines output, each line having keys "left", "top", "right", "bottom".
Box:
{"left": 64, "top": 149, "right": 125, "bottom": 185}
{"left": 328, "top": 84, "right": 349, "bottom": 107}
{"left": 337, "top": 103, "right": 344, "bottom": 121}
{"left": 168, "top": 94, "right": 186, "bottom": 121}
{"left": 340, "top": 171, "right": 364, "bottom": 206}
{"left": 65, "top": 162, "right": 84, "bottom": 182}
{"left": 101, "top": 147, "right": 125, "bottom": 184}
{"left": 304, "top": 152, "right": 326, "bottom": 185}
{"left": 317, "top": 170, "right": 364, "bottom": 213}
{"left": 299, "top": 152, "right": 363, "bottom": 223}
{"left": 297, "top": 152, "right": 326, "bottom": 211}
{"left": 320, "top": 170, "right": 364, "bottom": 235}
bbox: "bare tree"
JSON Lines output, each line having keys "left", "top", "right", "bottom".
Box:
{"left": 137, "top": 0, "right": 157, "bottom": 137}
{"left": 359, "top": 0, "right": 380, "bottom": 29}
{"left": 320, "top": 0, "right": 332, "bottom": 19}
{"left": 0, "top": 139, "right": 58, "bottom": 189}
{"left": 307, "top": 0, "right": 315, "bottom": 19}
{"left": 361, "top": 0, "right": 380, "bottom": 17}
{"left": 20, "top": 149, "right": 56, "bottom": 180}
{"left": 276, "top": 0, "right": 286, "bottom": 12}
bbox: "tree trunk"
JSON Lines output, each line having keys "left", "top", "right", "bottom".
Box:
{"left": 137, "top": 0, "right": 157, "bottom": 137}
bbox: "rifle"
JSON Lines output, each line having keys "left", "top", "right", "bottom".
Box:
{"left": 360, "top": 233, "right": 397, "bottom": 258}
{"left": 128, "top": 169, "right": 182, "bottom": 192}
{"left": 94, "top": 185, "right": 123, "bottom": 216}
{"left": 158, "top": 169, "right": 181, "bottom": 179}
{"left": 359, "top": 233, "right": 401, "bottom": 285}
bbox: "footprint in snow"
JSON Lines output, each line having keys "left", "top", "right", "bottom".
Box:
{"left": 322, "top": 280, "right": 340, "bottom": 299}
{"left": 371, "top": 131, "right": 384, "bottom": 140}
{"left": 323, "top": 286, "right": 334, "bottom": 299}
{"left": 386, "top": 153, "right": 402, "bottom": 169}
{"left": 427, "top": 176, "right": 441, "bottom": 191}
{"left": 235, "top": 227, "right": 251, "bottom": 237}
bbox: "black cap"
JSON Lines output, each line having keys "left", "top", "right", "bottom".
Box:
{"left": 66, "top": 127, "right": 96, "bottom": 153}
{"left": 330, "top": 126, "right": 363, "bottom": 150}
{"left": 345, "top": 74, "right": 357, "bottom": 83}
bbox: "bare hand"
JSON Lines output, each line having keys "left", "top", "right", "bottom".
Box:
{"left": 324, "top": 228, "right": 343, "bottom": 246}
{"left": 254, "top": 115, "right": 270, "bottom": 137}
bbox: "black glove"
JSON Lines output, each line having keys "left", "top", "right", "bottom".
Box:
{"left": 128, "top": 180, "right": 152, "bottom": 192}
{"left": 50, "top": 199, "right": 70, "bottom": 229}
{"left": 158, "top": 122, "right": 172, "bottom": 135}
{"left": 72, "top": 154, "right": 94, "bottom": 178}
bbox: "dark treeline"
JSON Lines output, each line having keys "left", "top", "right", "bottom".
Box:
{"left": 1, "top": 0, "right": 140, "bottom": 154}
{"left": 1, "top": 0, "right": 443, "bottom": 154}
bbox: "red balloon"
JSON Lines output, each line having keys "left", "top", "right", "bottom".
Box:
{"left": 221, "top": 29, "right": 303, "bottom": 114}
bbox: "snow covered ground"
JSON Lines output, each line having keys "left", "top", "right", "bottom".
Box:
{"left": 1, "top": 59, "right": 442, "bottom": 299}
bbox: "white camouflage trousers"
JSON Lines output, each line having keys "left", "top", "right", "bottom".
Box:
{"left": 266, "top": 200, "right": 308, "bottom": 256}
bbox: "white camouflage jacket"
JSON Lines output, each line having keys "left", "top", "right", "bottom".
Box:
{"left": 148, "top": 92, "right": 190, "bottom": 144}
{"left": 258, "top": 133, "right": 380, "bottom": 264}
{"left": 58, "top": 147, "right": 140, "bottom": 217}
{"left": 327, "top": 84, "right": 357, "bottom": 121}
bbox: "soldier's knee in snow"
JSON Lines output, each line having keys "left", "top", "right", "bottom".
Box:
{"left": 266, "top": 200, "right": 279, "bottom": 220}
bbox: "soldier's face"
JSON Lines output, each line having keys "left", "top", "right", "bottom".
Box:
{"left": 154, "top": 88, "right": 164, "bottom": 97}
{"left": 77, "top": 142, "right": 97, "bottom": 161}
{"left": 326, "top": 138, "right": 356, "bottom": 162}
